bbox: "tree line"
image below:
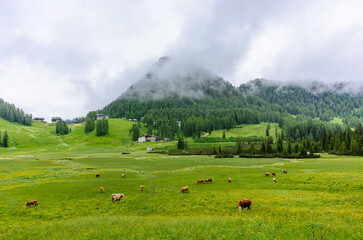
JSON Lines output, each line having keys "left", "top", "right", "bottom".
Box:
{"left": 0, "top": 99, "right": 32, "bottom": 125}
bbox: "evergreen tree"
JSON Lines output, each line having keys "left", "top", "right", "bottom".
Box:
{"left": 266, "top": 124, "right": 270, "bottom": 137}
{"left": 55, "top": 118, "right": 69, "bottom": 135}
{"left": 132, "top": 124, "right": 140, "bottom": 141}
{"left": 84, "top": 118, "right": 95, "bottom": 133}
{"left": 351, "top": 139, "right": 359, "bottom": 155}
{"left": 177, "top": 136, "right": 185, "bottom": 150}
{"left": 299, "top": 144, "right": 307, "bottom": 156}
{"left": 287, "top": 141, "right": 292, "bottom": 154}
{"left": 215, "top": 145, "right": 222, "bottom": 158}
{"left": 222, "top": 131, "right": 226, "bottom": 139}
{"left": 277, "top": 134, "right": 283, "bottom": 153}
{"left": 236, "top": 137, "right": 242, "bottom": 154}
{"left": 260, "top": 141, "right": 266, "bottom": 153}
{"left": 266, "top": 141, "right": 273, "bottom": 153}
{"left": 147, "top": 125, "right": 153, "bottom": 135}
{"left": 3, "top": 131, "right": 8, "bottom": 147}
{"left": 96, "top": 119, "right": 109, "bottom": 136}
{"left": 294, "top": 142, "right": 299, "bottom": 153}
{"left": 322, "top": 126, "right": 328, "bottom": 150}
{"left": 249, "top": 143, "right": 256, "bottom": 154}
{"left": 340, "top": 142, "right": 347, "bottom": 154}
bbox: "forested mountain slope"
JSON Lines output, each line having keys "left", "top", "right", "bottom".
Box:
{"left": 98, "top": 59, "right": 363, "bottom": 139}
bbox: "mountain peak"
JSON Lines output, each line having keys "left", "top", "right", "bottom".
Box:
{"left": 120, "top": 57, "right": 238, "bottom": 100}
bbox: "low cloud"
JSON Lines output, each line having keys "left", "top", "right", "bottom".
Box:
{"left": 1, "top": 0, "right": 363, "bottom": 120}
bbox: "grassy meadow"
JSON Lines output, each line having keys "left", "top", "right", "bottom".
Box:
{"left": 0, "top": 118, "right": 362, "bottom": 239}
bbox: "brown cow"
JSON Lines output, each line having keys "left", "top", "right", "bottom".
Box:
{"left": 227, "top": 178, "right": 232, "bottom": 183}
{"left": 237, "top": 199, "right": 251, "bottom": 212}
{"left": 111, "top": 193, "right": 124, "bottom": 203}
{"left": 272, "top": 172, "right": 276, "bottom": 176}
{"left": 25, "top": 200, "right": 38, "bottom": 208}
{"left": 265, "top": 172, "right": 269, "bottom": 177}
{"left": 100, "top": 187, "right": 104, "bottom": 193}
{"left": 96, "top": 174, "right": 100, "bottom": 177}
{"left": 140, "top": 185, "right": 144, "bottom": 191}
{"left": 282, "top": 170, "right": 287, "bottom": 174}
{"left": 197, "top": 179, "right": 205, "bottom": 184}
{"left": 121, "top": 174, "right": 125, "bottom": 178}
{"left": 273, "top": 178, "right": 277, "bottom": 183}
{"left": 205, "top": 178, "right": 213, "bottom": 183}
{"left": 180, "top": 186, "right": 189, "bottom": 193}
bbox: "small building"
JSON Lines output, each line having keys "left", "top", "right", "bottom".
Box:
{"left": 33, "top": 117, "right": 45, "bottom": 122}
{"left": 66, "top": 119, "right": 77, "bottom": 124}
{"left": 164, "top": 138, "right": 171, "bottom": 141}
{"left": 176, "top": 121, "right": 182, "bottom": 127}
{"left": 51, "top": 117, "right": 60, "bottom": 123}
{"left": 138, "top": 136, "right": 146, "bottom": 143}
{"left": 138, "top": 135, "right": 160, "bottom": 143}
{"left": 96, "top": 114, "right": 108, "bottom": 120}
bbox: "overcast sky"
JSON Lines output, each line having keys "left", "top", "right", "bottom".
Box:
{"left": 1, "top": 0, "right": 363, "bottom": 121}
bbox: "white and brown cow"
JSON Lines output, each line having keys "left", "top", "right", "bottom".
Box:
{"left": 111, "top": 193, "right": 124, "bottom": 203}
{"left": 237, "top": 199, "right": 251, "bottom": 212}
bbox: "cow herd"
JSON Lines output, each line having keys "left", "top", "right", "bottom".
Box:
{"left": 24, "top": 169, "right": 289, "bottom": 211}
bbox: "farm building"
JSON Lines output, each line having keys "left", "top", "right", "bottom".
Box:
{"left": 138, "top": 135, "right": 160, "bottom": 143}
{"left": 176, "top": 121, "right": 182, "bottom": 127}
{"left": 66, "top": 119, "right": 77, "bottom": 124}
{"left": 51, "top": 117, "right": 60, "bottom": 123}
{"left": 96, "top": 114, "right": 108, "bottom": 120}
{"left": 33, "top": 117, "right": 45, "bottom": 122}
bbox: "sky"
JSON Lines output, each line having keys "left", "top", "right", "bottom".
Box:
{"left": 1, "top": 0, "right": 363, "bottom": 121}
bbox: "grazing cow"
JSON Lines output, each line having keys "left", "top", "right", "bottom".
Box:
{"left": 96, "top": 174, "right": 100, "bottom": 177}
{"left": 282, "top": 170, "right": 288, "bottom": 174}
{"left": 237, "top": 199, "right": 251, "bottom": 212}
{"left": 265, "top": 172, "right": 269, "bottom": 177}
{"left": 197, "top": 179, "right": 205, "bottom": 184}
{"left": 100, "top": 187, "right": 104, "bottom": 193}
{"left": 25, "top": 200, "right": 38, "bottom": 208}
{"left": 122, "top": 174, "right": 125, "bottom": 178}
{"left": 227, "top": 178, "right": 232, "bottom": 183}
{"left": 273, "top": 178, "right": 277, "bottom": 183}
{"left": 140, "top": 185, "right": 144, "bottom": 191}
{"left": 111, "top": 193, "right": 124, "bottom": 203}
{"left": 180, "top": 186, "right": 189, "bottom": 193}
{"left": 205, "top": 178, "right": 213, "bottom": 183}
{"left": 272, "top": 172, "right": 276, "bottom": 176}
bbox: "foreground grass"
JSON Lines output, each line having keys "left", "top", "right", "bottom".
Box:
{"left": 0, "top": 150, "right": 362, "bottom": 239}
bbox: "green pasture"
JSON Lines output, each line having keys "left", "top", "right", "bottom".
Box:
{"left": 0, "top": 118, "right": 362, "bottom": 239}
{"left": 208, "top": 122, "right": 280, "bottom": 140}
{"left": 0, "top": 150, "right": 362, "bottom": 239}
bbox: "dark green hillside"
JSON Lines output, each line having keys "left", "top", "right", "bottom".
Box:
{"left": 240, "top": 79, "right": 363, "bottom": 126}
{"left": 0, "top": 99, "right": 32, "bottom": 125}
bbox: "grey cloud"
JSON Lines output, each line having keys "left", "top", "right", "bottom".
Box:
{"left": 1, "top": 0, "right": 363, "bottom": 120}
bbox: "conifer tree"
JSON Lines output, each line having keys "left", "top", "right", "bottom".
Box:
{"left": 287, "top": 141, "right": 292, "bottom": 154}
{"left": 236, "top": 137, "right": 242, "bottom": 154}
{"left": 177, "top": 136, "right": 185, "bottom": 150}
{"left": 277, "top": 134, "right": 283, "bottom": 153}
{"left": 3, "top": 131, "right": 8, "bottom": 147}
